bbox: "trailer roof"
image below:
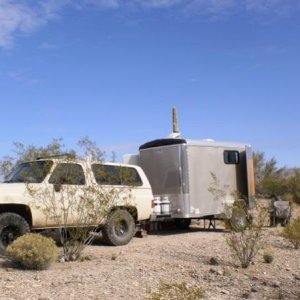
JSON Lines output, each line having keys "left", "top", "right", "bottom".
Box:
{"left": 139, "top": 138, "right": 186, "bottom": 150}
{"left": 139, "top": 138, "right": 250, "bottom": 150}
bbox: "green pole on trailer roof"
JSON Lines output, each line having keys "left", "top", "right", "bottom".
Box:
{"left": 172, "top": 107, "right": 180, "bottom": 134}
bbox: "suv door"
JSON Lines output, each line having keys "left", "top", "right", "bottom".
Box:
{"left": 47, "top": 163, "right": 86, "bottom": 226}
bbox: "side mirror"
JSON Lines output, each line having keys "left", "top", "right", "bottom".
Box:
{"left": 53, "top": 184, "right": 62, "bottom": 192}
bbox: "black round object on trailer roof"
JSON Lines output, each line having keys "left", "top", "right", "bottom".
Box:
{"left": 139, "top": 138, "right": 187, "bottom": 150}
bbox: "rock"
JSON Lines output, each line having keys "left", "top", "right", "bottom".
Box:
{"left": 5, "top": 286, "right": 15, "bottom": 289}
{"left": 221, "top": 289, "right": 229, "bottom": 295}
{"left": 209, "top": 257, "right": 219, "bottom": 265}
{"left": 251, "top": 287, "right": 258, "bottom": 293}
{"left": 241, "top": 292, "right": 251, "bottom": 298}
{"left": 271, "top": 281, "right": 281, "bottom": 288}
{"left": 188, "top": 270, "right": 199, "bottom": 279}
{"left": 132, "top": 281, "right": 139, "bottom": 287}
{"left": 58, "top": 256, "right": 65, "bottom": 263}
{"left": 135, "top": 230, "right": 148, "bottom": 238}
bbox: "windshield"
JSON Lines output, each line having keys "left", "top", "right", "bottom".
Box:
{"left": 5, "top": 160, "right": 53, "bottom": 183}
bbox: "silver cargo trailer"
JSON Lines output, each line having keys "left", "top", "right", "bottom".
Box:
{"left": 124, "top": 108, "right": 255, "bottom": 228}
{"left": 126, "top": 137, "right": 255, "bottom": 227}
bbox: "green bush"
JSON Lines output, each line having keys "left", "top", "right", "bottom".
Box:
{"left": 253, "top": 151, "right": 300, "bottom": 204}
{"left": 282, "top": 217, "right": 300, "bottom": 249}
{"left": 147, "top": 281, "right": 204, "bottom": 300}
{"left": 284, "top": 170, "right": 300, "bottom": 204}
{"left": 6, "top": 233, "right": 58, "bottom": 270}
{"left": 263, "top": 247, "right": 274, "bottom": 263}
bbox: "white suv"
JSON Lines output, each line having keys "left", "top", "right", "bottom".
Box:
{"left": 0, "top": 158, "right": 153, "bottom": 251}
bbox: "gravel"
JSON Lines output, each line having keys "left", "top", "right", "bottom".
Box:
{"left": 0, "top": 224, "right": 299, "bottom": 300}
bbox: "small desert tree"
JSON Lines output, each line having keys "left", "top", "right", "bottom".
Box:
{"left": 284, "top": 169, "right": 300, "bottom": 204}
{"left": 282, "top": 216, "right": 300, "bottom": 249}
{"left": 25, "top": 156, "right": 136, "bottom": 261}
{"left": 0, "top": 139, "right": 72, "bottom": 181}
{"left": 253, "top": 151, "right": 284, "bottom": 197}
{"left": 225, "top": 201, "right": 267, "bottom": 268}
{"left": 77, "top": 136, "right": 105, "bottom": 161}
{"left": 253, "top": 151, "right": 300, "bottom": 204}
{"left": 208, "top": 173, "right": 267, "bottom": 268}
{"left": 0, "top": 136, "right": 105, "bottom": 181}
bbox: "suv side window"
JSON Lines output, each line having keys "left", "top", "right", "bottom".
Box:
{"left": 49, "top": 163, "right": 86, "bottom": 185}
{"left": 92, "top": 164, "right": 142, "bottom": 186}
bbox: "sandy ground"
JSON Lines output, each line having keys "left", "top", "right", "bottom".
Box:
{"left": 0, "top": 219, "right": 299, "bottom": 300}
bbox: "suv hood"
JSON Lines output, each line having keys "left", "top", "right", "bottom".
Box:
{"left": 0, "top": 183, "right": 30, "bottom": 203}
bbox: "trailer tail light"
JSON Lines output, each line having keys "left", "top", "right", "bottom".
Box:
{"left": 151, "top": 199, "right": 155, "bottom": 208}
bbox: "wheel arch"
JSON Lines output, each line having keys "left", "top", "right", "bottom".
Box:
{"left": 110, "top": 205, "right": 138, "bottom": 222}
{"left": 0, "top": 204, "right": 32, "bottom": 227}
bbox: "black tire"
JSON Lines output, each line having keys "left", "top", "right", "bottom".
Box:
{"left": 0, "top": 213, "right": 30, "bottom": 253}
{"left": 102, "top": 209, "right": 135, "bottom": 246}
{"left": 174, "top": 218, "right": 191, "bottom": 230}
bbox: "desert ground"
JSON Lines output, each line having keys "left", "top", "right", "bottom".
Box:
{"left": 0, "top": 218, "right": 299, "bottom": 300}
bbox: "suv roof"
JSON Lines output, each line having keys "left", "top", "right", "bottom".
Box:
{"left": 30, "top": 158, "right": 140, "bottom": 169}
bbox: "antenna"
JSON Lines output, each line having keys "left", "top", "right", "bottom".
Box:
{"left": 167, "top": 107, "right": 181, "bottom": 138}
{"left": 172, "top": 107, "right": 179, "bottom": 133}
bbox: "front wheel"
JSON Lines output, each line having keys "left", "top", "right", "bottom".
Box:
{"left": 0, "top": 213, "right": 30, "bottom": 253}
{"left": 102, "top": 209, "right": 135, "bottom": 246}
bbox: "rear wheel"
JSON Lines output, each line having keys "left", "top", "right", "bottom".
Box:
{"left": 102, "top": 209, "right": 135, "bottom": 246}
{"left": 174, "top": 218, "right": 191, "bottom": 230}
{"left": 0, "top": 213, "right": 30, "bottom": 253}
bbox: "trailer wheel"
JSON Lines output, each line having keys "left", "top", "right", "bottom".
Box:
{"left": 0, "top": 213, "right": 30, "bottom": 253}
{"left": 174, "top": 218, "right": 191, "bottom": 230}
{"left": 102, "top": 209, "right": 135, "bottom": 246}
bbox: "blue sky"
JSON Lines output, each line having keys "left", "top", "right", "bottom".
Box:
{"left": 0, "top": 0, "right": 299, "bottom": 167}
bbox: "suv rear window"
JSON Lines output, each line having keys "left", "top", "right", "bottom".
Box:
{"left": 92, "top": 164, "right": 142, "bottom": 186}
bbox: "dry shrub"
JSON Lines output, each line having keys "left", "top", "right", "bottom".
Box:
{"left": 26, "top": 158, "right": 134, "bottom": 262}
{"left": 147, "top": 281, "right": 204, "bottom": 300}
{"left": 282, "top": 216, "right": 300, "bottom": 249}
{"left": 6, "top": 233, "right": 58, "bottom": 270}
{"left": 226, "top": 201, "right": 267, "bottom": 268}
